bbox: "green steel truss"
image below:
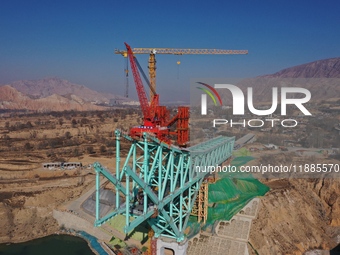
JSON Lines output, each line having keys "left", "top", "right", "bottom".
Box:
{"left": 94, "top": 130, "right": 234, "bottom": 241}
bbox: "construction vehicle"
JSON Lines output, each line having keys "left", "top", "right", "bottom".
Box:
{"left": 124, "top": 42, "right": 189, "bottom": 146}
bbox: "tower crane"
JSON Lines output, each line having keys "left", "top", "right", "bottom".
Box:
{"left": 115, "top": 46, "right": 248, "bottom": 99}
{"left": 93, "top": 43, "right": 247, "bottom": 253}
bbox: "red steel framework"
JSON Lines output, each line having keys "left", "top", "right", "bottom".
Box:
{"left": 125, "top": 42, "right": 189, "bottom": 147}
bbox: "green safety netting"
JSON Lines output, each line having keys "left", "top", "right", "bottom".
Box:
{"left": 207, "top": 176, "right": 269, "bottom": 224}
{"left": 207, "top": 156, "right": 269, "bottom": 224}
{"left": 186, "top": 156, "right": 269, "bottom": 236}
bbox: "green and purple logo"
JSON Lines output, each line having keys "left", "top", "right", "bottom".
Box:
{"left": 196, "top": 82, "right": 222, "bottom": 115}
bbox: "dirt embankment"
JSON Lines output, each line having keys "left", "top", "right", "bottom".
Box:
{"left": 0, "top": 175, "right": 95, "bottom": 243}
{"left": 249, "top": 178, "right": 340, "bottom": 255}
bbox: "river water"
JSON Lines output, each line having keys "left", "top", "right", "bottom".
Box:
{"left": 0, "top": 234, "right": 95, "bottom": 255}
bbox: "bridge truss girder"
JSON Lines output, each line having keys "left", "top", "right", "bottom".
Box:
{"left": 94, "top": 130, "right": 234, "bottom": 242}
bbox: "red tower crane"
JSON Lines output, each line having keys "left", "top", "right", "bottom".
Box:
{"left": 124, "top": 42, "right": 189, "bottom": 147}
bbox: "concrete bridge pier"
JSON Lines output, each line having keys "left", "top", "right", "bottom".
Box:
{"left": 157, "top": 238, "right": 188, "bottom": 255}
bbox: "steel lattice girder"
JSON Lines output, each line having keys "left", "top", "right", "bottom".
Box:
{"left": 94, "top": 130, "right": 234, "bottom": 242}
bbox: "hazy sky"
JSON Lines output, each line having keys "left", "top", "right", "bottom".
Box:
{"left": 1, "top": 0, "right": 340, "bottom": 102}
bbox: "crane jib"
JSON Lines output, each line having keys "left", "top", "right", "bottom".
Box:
{"left": 124, "top": 42, "right": 152, "bottom": 120}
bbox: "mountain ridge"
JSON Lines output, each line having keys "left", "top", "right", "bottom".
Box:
{"left": 6, "top": 77, "right": 128, "bottom": 104}
{"left": 263, "top": 57, "right": 340, "bottom": 78}
{"left": 0, "top": 85, "right": 105, "bottom": 112}
{"left": 2, "top": 57, "right": 340, "bottom": 111}
{"left": 232, "top": 57, "right": 340, "bottom": 103}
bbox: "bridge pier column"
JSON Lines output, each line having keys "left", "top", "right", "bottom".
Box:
{"left": 157, "top": 238, "right": 188, "bottom": 255}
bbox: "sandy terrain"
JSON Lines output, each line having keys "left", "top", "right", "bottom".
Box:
{"left": 0, "top": 110, "right": 339, "bottom": 254}
{"left": 0, "top": 109, "right": 138, "bottom": 243}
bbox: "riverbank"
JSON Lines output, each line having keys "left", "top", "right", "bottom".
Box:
{"left": 0, "top": 167, "right": 98, "bottom": 244}
{"left": 0, "top": 234, "right": 96, "bottom": 255}
{"left": 0, "top": 202, "right": 60, "bottom": 244}
{"left": 0, "top": 230, "right": 115, "bottom": 255}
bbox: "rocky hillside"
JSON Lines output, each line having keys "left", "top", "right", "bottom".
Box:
{"left": 249, "top": 178, "right": 340, "bottom": 255}
{"left": 217, "top": 57, "right": 340, "bottom": 103}
{"left": 0, "top": 85, "right": 104, "bottom": 112}
{"left": 7, "top": 77, "right": 127, "bottom": 104}
{"left": 265, "top": 57, "right": 340, "bottom": 78}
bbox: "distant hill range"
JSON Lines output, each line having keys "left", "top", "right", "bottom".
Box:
{"left": 263, "top": 57, "right": 340, "bottom": 78}
{"left": 9, "top": 77, "right": 128, "bottom": 103}
{"left": 233, "top": 57, "right": 340, "bottom": 103}
{"left": 1, "top": 58, "right": 340, "bottom": 112}
{"left": 0, "top": 85, "right": 105, "bottom": 112}
{"left": 0, "top": 77, "right": 131, "bottom": 112}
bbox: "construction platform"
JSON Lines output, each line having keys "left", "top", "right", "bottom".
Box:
{"left": 187, "top": 198, "right": 261, "bottom": 255}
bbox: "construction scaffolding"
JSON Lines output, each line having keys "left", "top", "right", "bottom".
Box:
{"left": 191, "top": 182, "right": 208, "bottom": 224}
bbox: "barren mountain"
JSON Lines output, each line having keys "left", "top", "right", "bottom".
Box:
{"left": 227, "top": 57, "right": 340, "bottom": 103}
{"left": 265, "top": 57, "right": 340, "bottom": 78}
{"left": 7, "top": 77, "right": 127, "bottom": 104}
{"left": 0, "top": 85, "right": 104, "bottom": 112}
